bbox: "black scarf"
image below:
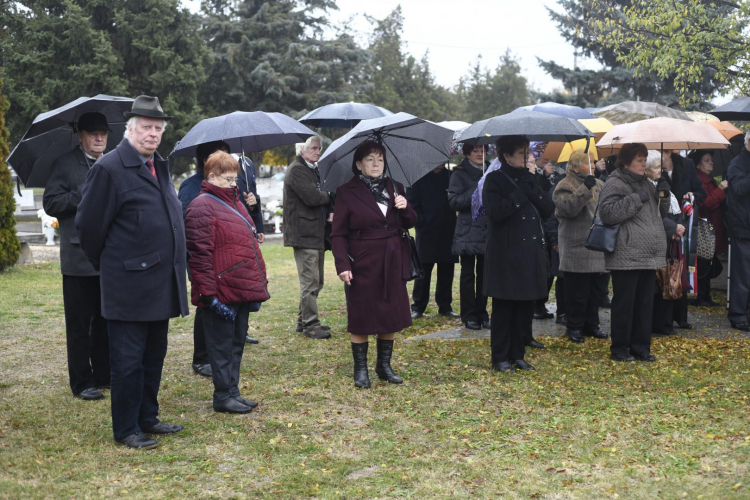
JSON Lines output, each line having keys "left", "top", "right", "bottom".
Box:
{"left": 358, "top": 174, "right": 390, "bottom": 205}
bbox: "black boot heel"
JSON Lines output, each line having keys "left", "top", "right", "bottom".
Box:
{"left": 375, "top": 338, "right": 403, "bottom": 384}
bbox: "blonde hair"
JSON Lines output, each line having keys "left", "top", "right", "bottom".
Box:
{"left": 568, "top": 150, "right": 590, "bottom": 172}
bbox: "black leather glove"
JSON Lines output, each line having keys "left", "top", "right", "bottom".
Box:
{"left": 638, "top": 190, "right": 650, "bottom": 203}
{"left": 517, "top": 176, "right": 536, "bottom": 196}
{"left": 584, "top": 175, "right": 596, "bottom": 189}
{"left": 657, "top": 178, "right": 671, "bottom": 195}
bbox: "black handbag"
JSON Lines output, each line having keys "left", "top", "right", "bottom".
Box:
{"left": 585, "top": 204, "right": 621, "bottom": 253}
{"left": 405, "top": 231, "right": 424, "bottom": 281}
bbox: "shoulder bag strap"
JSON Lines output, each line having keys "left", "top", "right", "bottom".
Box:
{"left": 199, "top": 193, "right": 257, "bottom": 235}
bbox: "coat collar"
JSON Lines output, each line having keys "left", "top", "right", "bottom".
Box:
{"left": 116, "top": 138, "right": 166, "bottom": 190}
{"left": 199, "top": 180, "right": 240, "bottom": 205}
{"left": 347, "top": 175, "right": 393, "bottom": 220}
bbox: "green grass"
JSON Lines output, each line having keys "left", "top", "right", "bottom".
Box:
{"left": 0, "top": 246, "right": 749, "bottom": 498}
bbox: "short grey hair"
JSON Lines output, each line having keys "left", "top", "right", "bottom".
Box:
{"left": 646, "top": 150, "right": 662, "bottom": 171}
{"left": 123, "top": 116, "right": 167, "bottom": 141}
{"left": 295, "top": 135, "right": 322, "bottom": 156}
{"left": 745, "top": 130, "right": 750, "bottom": 148}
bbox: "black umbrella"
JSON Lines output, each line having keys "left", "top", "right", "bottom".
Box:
{"left": 171, "top": 111, "right": 316, "bottom": 157}
{"left": 317, "top": 112, "right": 453, "bottom": 192}
{"left": 456, "top": 109, "right": 594, "bottom": 146}
{"left": 516, "top": 102, "right": 596, "bottom": 119}
{"left": 711, "top": 96, "right": 750, "bottom": 121}
{"left": 7, "top": 94, "right": 133, "bottom": 187}
{"left": 299, "top": 102, "right": 394, "bottom": 129}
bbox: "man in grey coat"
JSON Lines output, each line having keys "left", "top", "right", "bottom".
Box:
{"left": 283, "top": 136, "right": 332, "bottom": 339}
{"left": 43, "top": 112, "right": 112, "bottom": 401}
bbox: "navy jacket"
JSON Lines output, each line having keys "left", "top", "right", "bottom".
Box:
{"left": 406, "top": 167, "right": 457, "bottom": 264}
{"left": 727, "top": 148, "right": 750, "bottom": 240}
{"left": 178, "top": 156, "right": 264, "bottom": 233}
{"left": 75, "top": 138, "right": 189, "bottom": 321}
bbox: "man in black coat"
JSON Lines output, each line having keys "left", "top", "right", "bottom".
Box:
{"left": 76, "top": 96, "right": 188, "bottom": 450}
{"left": 726, "top": 132, "right": 750, "bottom": 331}
{"left": 406, "top": 164, "right": 459, "bottom": 319}
{"left": 178, "top": 142, "right": 263, "bottom": 377}
{"left": 43, "top": 112, "right": 112, "bottom": 401}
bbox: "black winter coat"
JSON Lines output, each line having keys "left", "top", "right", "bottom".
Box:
{"left": 75, "top": 139, "right": 189, "bottom": 321}
{"left": 482, "top": 166, "right": 555, "bottom": 300}
{"left": 448, "top": 159, "right": 488, "bottom": 256}
{"left": 665, "top": 154, "right": 706, "bottom": 206}
{"left": 42, "top": 147, "right": 98, "bottom": 277}
{"left": 727, "top": 148, "right": 750, "bottom": 240}
{"left": 406, "top": 168, "right": 457, "bottom": 264}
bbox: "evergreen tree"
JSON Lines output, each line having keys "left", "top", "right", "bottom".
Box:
{"left": 457, "top": 52, "right": 530, "bottom": 122}
{"left": 0, "top": 67, "right": 21, "bottom": 271}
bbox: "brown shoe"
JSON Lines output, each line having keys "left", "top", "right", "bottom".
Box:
{"left": 303, "top": 327, "right": 331, "bottom": 339}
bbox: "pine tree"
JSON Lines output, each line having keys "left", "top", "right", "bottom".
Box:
{"left": 457, "top": 52, "right": 530, "bottom": 122}
{"left": 0, "top": 67, "right": 21, "bottom": 271}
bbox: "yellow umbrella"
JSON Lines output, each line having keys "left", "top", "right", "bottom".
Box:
{"left": 543, "top": 137, "right": 599, "bottom": 163}
{"left": 578, "top": 118, "right": 614, "bottom": 139}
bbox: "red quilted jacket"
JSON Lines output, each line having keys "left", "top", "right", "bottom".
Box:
{"left": 186, "top": 181, "right": 270, "bottom": 306}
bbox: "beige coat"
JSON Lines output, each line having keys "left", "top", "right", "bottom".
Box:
{"left": 553, "top": 173, "right": 606, "bottom": 274}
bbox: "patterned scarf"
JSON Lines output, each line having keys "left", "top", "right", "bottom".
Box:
{"left": 358, "top": 174, "right": 390, "bottom": 205}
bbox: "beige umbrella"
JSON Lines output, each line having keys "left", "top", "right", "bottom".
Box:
{"left": 596, "top": 117, "right": 730, "bottom": 156}
{"left": 686, "top": 111, "right": 720, "bottom": 122}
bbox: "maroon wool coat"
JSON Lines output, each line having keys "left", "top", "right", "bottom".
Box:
{"left": 185, "top": 181, "right": 270, "bottom": 306}
{"left": 331, "top": 177, "right": 417, "bottom": 335}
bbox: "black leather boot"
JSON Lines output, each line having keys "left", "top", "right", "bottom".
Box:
{"left": 375, "top": 338, "right": 403, "bottom": 384}
{"left": 351, "top": 342, "right": 371, "bottom": 389}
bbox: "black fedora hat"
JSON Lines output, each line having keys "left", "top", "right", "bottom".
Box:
{"left": 75, "top": 112, "right": 111, "bottom": 132}
{"left": 123, "top": 95, "right": 173, "bottom": 121}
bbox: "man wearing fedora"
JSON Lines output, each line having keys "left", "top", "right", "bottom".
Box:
{"left": 76, "top": 96, "right": 189, "bottom": 449}
{"left": 43, "top": 112, "right": 112, "bottom": 401}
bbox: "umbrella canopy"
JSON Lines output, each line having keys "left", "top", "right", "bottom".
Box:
{"left": 704, "top": 121, "right": 745, "bottom": 140}
{"left": 7, "top": 94, "right": 132, "bottom": 187}
{"left": 686, "top": 111, "right": 720, "bottom": 122}
{"left": 710, "top": 96, "right": 750, "bottom": 121}
{"left": 456, "top": 109, "right": 594, "bottom": 146}
{"left": 711, "top": 134, "right": 746, "bottom": 178}
{"left": 436, "top": 120, "right": 471, "bottom": 131}
{"left": 299, "top": 102, "right": 394, "bottom": 129}
{"left": 593, "top": 101, "right": 691, "bottom": 124}
{"left": 517, "top": 102, "right": 596, "bottom": 119}
{"left": 578, "top": 117, "right": 614, "bottom": 139}
{"left": 543, "top": 138, "right": 599, "bottom": 163}
{"left": 318, "top": 112, "right": 452, "bottom": 192}
{"left": 596, "top": 117, "right": 730, "bottom": 156}
{"left": 171, "top": 111, "right": 316, "bottom": 157}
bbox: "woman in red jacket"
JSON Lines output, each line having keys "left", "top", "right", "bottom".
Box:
{"left": 689, "top": 150, "right": 728, "bottom": 306}
{"left": 185, "top": 151, "right": 270, "bottom": 413}
{"left": 331, "top": 141, "right": 417, "bottom": 389}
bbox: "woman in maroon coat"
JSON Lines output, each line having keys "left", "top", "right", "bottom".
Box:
{"left": 689, "top": 150, "right": 729, "bottom": 306}
{"left": 186, "top": 151, "right": 270, "bottom": 414}
{"left": 331, "top": 141, "right": 418, "bottom": 389}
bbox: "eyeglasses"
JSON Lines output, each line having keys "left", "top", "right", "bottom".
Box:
{"left": 219, "top": 175, "right": 238, "bottom": 184}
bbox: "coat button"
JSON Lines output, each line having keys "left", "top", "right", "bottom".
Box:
{"left": 141, "top": 262, "right": 147, "bottom": 268}
{"left": 533, "top": 236, "right": 537, "bottom": 240}
{"left": 532, "top": 216, "right": 536, "bottom": 220}
{"left": 522, "top": 215, "right": 526, "bottom": 219}
{"left": 383, "top": 223, "right": 388, "bottom": 228}
{"left": 515, "top": 204, "right": 520, "bottom": 208}
{"left": 173, "top": 226, "right": 177, "bottom": 232}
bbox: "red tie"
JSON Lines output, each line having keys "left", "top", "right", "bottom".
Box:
{"left": 146, "top": 159, "right": 159, "bottom": 184}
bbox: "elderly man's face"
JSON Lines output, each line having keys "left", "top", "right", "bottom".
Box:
{"left": 129, "top": 117, "right": 164, "bottom": 157}
{"left": 301, "top": 142, "right": 322, "bottom": 163}
{"left": 77, "top": 130, "right": 108, "bottom": 158}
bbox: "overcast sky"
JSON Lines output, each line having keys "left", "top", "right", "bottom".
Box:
{"left": 184, "top": 0, "right": 599, "bottom": 94}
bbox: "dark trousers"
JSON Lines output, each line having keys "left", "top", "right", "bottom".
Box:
{"left": 107, "top": 319, "right": 169, "bottom": 441}
{"left": 62, "top": 275, "right": 110, "bottom": 395}
{"left": 564, "top": 272, "right": 603, "bottom": 332}
{"left": 598, "top": 273, "right": 611, "bottom": 300}
{"left": 192, "top": 306, "right": 209, "bottom": 365}
{"left": 729, "top": 238, "right": 750, "bottom": 324}
{"left": 610, "top": 270, "right": 655, "bottom": 358}
{"left": 696, "top": 257, "right": 713, "bottom": 302}
{"left": 490, "top": 299, "right": 534, "bottom": 364}
{"left": 459, "top": 254, "right": 488, "bottom": 323}
{"left": 411, "top": 262, "right": 455, "bottom": 314}
{"left": 554, "top": 276, "right": 566, "bottom": 315}
{"left": 203, "top": 303, "right": 251, "bottom": 405}
{"left": 536, "top": 275, "right": 555, "bottom": 310}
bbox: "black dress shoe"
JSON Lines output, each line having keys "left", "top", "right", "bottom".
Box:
{"left": 583, "top": 328, "right": 608, "bottom": 339}
{"left": 513, "top": 359, "right": 535, "bottom": 371}
{"left": 690, "top": 298, "right": 716, "bottom": 307}
{"left": 652, "top": 328, "right": 675, "bottom": 336}
{"left": 566, "top": 329, "right": 585, "bottom": 343}
{"left": 245, "top": 336, "right": 259, "bottom": 344}
{"left": 527, "top": 339, "right": 545, "bottom": 349}
{"left": 675, "top": 321, "right": 693, "bottom": 330}
{"left": 296, "top": 325, "right": 331, "bottom": 333}
{"left": 732, "top": 322, "right": 750, "bottom": 332}
{"left": 481, "top": 320, "right": 491, "bottom": 329}
{"left": 116, "top": 432, "right": 157, "bottom": 450}
{"left": 555, "top": 314, "right": 567, "bottom": 326}
{"left": 440, "top": 311, "right": 460, "bottom": 319}
{"left": 192, "top": 363, "right": 212, "bottom": 377}
{"left": 632, "top": 353, "right": 656, "bottom": 362}
{"left": 610, "top": 353, "right": 635, "bottom": 362}
{"left": 411, "top": 311, "right": 424, "bottom": 319}
{"left": 465, "top": 321, "right": 481, "bottom": 330}
{"left": 214, "top": 398, "right": 253, "bottom": 414}
{"left": 491, "top": 361, "right": 515, "bottom": 373}
{"left": 233, "top": 396, "right": 258, "bottom": 409}
{"left": 533, "top": 310, "right": 554, "bottom": 320}
{"left": 75, "top": 387, "right": 104, "bottom": 401}
{"left": 600, "top": 297, "right": 612, "bottom": 308}
{"left": 142, "top": 422, "right": 184, "bottom": 435}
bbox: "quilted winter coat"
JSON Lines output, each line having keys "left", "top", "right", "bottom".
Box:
{"left": 185, "top": 181, "right": 270, "bottom": 306}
